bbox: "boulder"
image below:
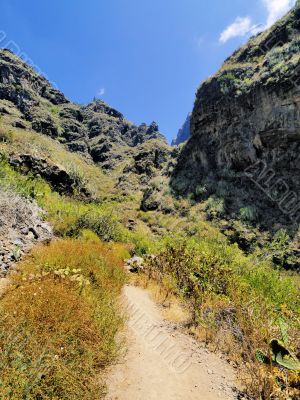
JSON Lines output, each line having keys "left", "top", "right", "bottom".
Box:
{"left": 0, "top": 190, "right": 53, "bottom": 275}
{"left": 125, "top": 256, "right": 144, "bottom": 273}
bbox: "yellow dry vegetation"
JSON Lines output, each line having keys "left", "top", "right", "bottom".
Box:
{"left": 0, "top": 239, "right": 128, "bottom": 399}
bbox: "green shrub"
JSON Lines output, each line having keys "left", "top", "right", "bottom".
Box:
{"left": 66, "top": 162, "right": 88, "bottom": 193}
{"left": 127, "top": 229, "right": 160, "bottom": 256}
{"left": 195, "top": 184, "right": 207, "bottom": 197}
{"left": 74, "top": 211, "right": 123, "bottom": 242}
{"left": 0, "top": 127, "right": 13, "bottom": 143}
{"left": 49, "top": 105, "right": 60, "bottom": 115}
{"left": 267, "top": 46, "right": 285, "bottom": 67}
{"left": 264, "top": 229, "right": 292, "bottom": 268}
{"left": 145, "top": 237, "right": 233, "bottom": 321}
{"left": 79, "top": 228, "right": 101, "bottom": 242}
{"left": 205, "top": 196, "right": 225, "bottom": 218}
{"left": 239, "top": 206, "right": 258, "bottom": 223}
{"left": 216, "top": 180, "right": 230, "bottom": 197}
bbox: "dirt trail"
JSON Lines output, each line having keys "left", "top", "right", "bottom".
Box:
{"left": 0, "top": 277, "right": 9, "bottom": 295}
{"left": 106, "top": 284, "right": 238, "bottom": 400}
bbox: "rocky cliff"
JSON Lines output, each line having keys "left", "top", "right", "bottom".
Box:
{"left": 171, "top": 113, "right": 191, "bottom": 145}
{"left": 172, "top": 1, "right": 300, "bottom": 232}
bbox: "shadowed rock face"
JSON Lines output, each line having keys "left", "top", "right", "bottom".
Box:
{"left": 171, "top": 2, "right": 300, "bottom": 230}
{"left": 8, "top": 154, "right": 92, "bottom": 198}
{"left": 0, "top": 49, "right": 168, "bottom": 172}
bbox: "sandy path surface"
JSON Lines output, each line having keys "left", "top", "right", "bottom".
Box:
{"left": 0, "top": 277, "right": 9, "bottom": 295}
{"left": 106, "top": 284, "right": 238, "bottom": 400}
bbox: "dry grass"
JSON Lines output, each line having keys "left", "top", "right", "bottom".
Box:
{"left": 0, "top": 126, "right": 13, "bottom": 143}
{"left": 131, "top": 273, "right": 190, "bottom": 324}
{"left": 0, "top": 239, "right": 128, "bottom": 399}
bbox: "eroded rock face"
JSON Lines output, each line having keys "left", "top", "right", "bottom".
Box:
{"left": 0, "top": 190, "right": 52, "bottom": 275}
{"left": 172, "top": 2, "right": 300, "bottom": 230}
{"left": 8, "top": 154, "right": 92, "bottom": 197}
{"left": 0, "top": 49, "right": 68, "bottom": 106}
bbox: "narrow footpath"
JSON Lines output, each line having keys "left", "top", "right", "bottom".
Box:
{"left": 106, "top": 284, "right": 238, "bottom": 400}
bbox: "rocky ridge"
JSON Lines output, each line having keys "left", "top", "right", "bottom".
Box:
{"left": 0, "top": 49, "right": 165, "bottom": 154}
{"left": 0, "top": 48, "right": 172, "bottom": 194}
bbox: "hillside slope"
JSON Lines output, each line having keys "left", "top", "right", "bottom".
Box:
{"left": 0, "top": 48, "right": 173, "bottom": 197}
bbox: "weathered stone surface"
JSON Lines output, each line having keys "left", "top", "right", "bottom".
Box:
{"left": 8, "top": 154, "right": 92, "bottom": 197}
{"left": 141, "top": 187, "right": 162, "bottom": 211}
{"left": 125, "top": 256, "right": 144, "bottom": 273}
{"left": 0, "top": 190, "right": 53, "bottom": 275}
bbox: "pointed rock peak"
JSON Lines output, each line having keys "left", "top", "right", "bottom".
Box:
{"left": 87, "top": 99, "right": 124, "bottom": 119}
{"left": 172, "top": 113, "right": 191, "bottom": 146}
{"left": 148, "top": 122, "right": 159, "bottom": 133}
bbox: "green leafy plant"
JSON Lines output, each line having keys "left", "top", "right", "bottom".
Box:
{"left": 239, "top": 206, "right": 258, "bottom": 223}
{"left": 205, "top": 196, "right": 225, "bottom": 219}
{"left": 256, "top": 318, "right": 300, "bottom": 371}
{"left": 49, "top": 105, "right": 60, "bottom": 115}
{"left": 74, "top": 211, "right": 123, "bottom": 242}
{"left": 66, "top": 162, "right": 88, "bottom": 193}
{"left": 195, "top": 184, "right": 207, "bottom": 197}
{"left": 256, "top": 340, "right": 300, "bottom": 371}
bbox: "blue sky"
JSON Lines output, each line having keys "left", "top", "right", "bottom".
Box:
{"left": 0, "top": 0, "right": 296, "bottom": 142}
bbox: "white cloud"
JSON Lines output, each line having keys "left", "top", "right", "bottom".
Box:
{"left": 219, "top": 17, "right": 256, "bottom": 43}
{"left": 263, "top": 0, "right": 296, "bottom": 27}
{"left": 97, "top": 88, "right": 105, "bottom": 97}
{"left": 219, "top": 0, "right": 296, "bottom": 44}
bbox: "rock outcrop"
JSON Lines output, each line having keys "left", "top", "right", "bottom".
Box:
{"left": 0, "top": 190, "right": 52, "bottom": 275}
{"left": 172, "top": 2, "right": 300, "bottom": 231}
{"left": 8, "top": 154, "right": 93, "bottom": 197}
